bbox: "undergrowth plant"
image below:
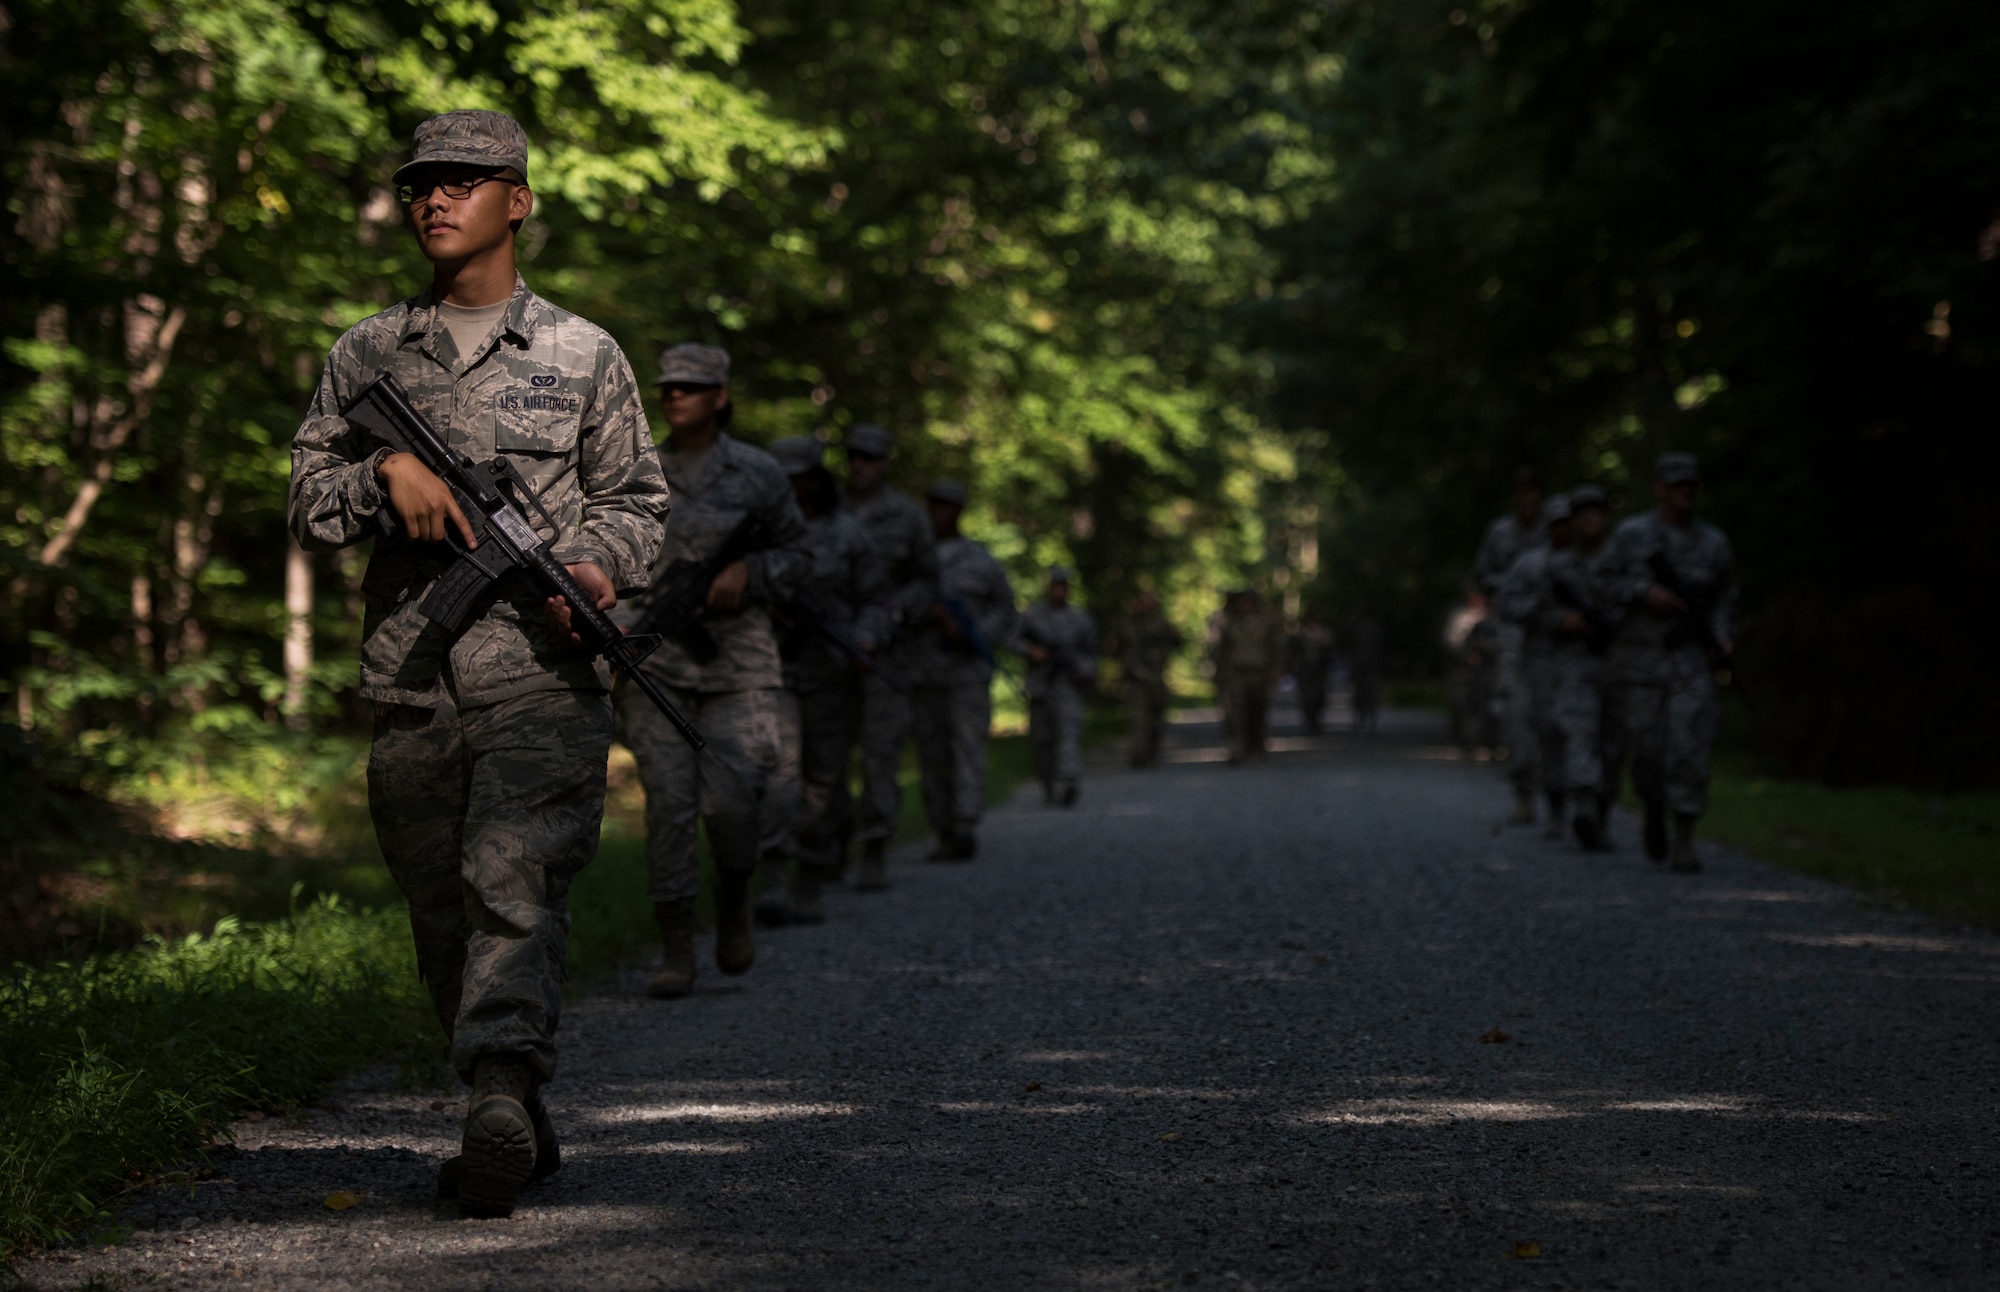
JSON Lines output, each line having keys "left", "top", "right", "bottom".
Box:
{"left": 0, "top": 896, "right": 436, "bottom": 1256}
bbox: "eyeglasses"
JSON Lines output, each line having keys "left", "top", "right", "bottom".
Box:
{"left": 396, "top": 173, "right": 514, "bottom": 205}
{"left": 659, "top": 383, "right": 722, "bottom": 398}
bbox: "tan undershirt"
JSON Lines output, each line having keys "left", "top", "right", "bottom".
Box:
{"left": 435, "top": 298, "right": 510, "bottom": 360}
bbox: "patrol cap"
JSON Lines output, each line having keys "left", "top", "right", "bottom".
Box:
{"left": 1654, "top": 451, "right": 1700, "bottom": 484}
{"left": 846, "top": 422, "right": 894, "bottom": 457}
{"left": 1048, "top": 565, "right": 1072, "bottom": 585}
{"left": 1568, "top": 484, "right": 1608, "bottom": 511}
{"left": 927, "top": 478, "right": 969, "bottom": 507}
{"left": 394, "top": 111, "right": 529, "bottom": 185}
{"left": 769, "top": 436, "right": 824, "bottom": 477}
{"left": 1543, "top": 495, "right": 1574, "bottom": 523}
{"left": 655, "top": 343, "right": 730, "bottom": 387}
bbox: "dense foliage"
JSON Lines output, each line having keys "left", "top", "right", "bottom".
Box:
{"left": 5, "top": 0, "right": 1996, "bottom": 787}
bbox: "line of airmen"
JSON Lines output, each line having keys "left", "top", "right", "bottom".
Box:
{"left": 285, "top": 110, "right": 1115, "bottom": 1219}
{"left": 1473, "top": 455, "right": 1738, "bottom": 872}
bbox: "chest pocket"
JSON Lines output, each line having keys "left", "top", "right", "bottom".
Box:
{"left": 493, "top": 380, "right": 584, "bottom": 457}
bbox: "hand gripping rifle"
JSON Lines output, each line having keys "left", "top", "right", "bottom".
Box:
{"left": 340, "top": 373, "right": 705, "bottom": 751}
{"left": 622, "top": 513, "right": 770, "bottom": 665}
{"left": 1549, "top": 570, "right": 1614, "bottom": 656}
{"left": 1646, "top": 550, "right": 1754, "bottom": 710}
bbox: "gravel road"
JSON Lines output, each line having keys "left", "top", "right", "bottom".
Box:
{"left": 24, "top": 703, "right": 2000, "bottom": 1290}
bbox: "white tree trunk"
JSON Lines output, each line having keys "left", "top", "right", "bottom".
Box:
{"left": 282, "top": 536, "right": 312, "bottom": 730}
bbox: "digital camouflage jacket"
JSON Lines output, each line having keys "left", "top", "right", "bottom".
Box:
{"left": 781, "top": 509, "right": 894, "bottom": 694}
{"left": 288, "top": 276, "right": 670, "bottom": 709}
{"left": 623, "top": 434, "right": 810, "bottom": 693}
{"left": 843, "top": 485, "right": 939, "bottom": 640}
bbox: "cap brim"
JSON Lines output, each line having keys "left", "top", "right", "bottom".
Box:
{"left": 392, "top": 153, "right": 526, "bottom": 184}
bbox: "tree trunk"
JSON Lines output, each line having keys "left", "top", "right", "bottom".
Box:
{"left": 282, "top": 537, "right": 312, "bottom": 730}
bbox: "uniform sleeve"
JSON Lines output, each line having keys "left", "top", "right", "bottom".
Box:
{"left": 1494, "top": 552, "right": 1540, "bottom": 626}
{"left": 849, "top": 528, "right": 896, "bottom": 650}
{"left": 891, "top": 505, "right": 940, "bottom": 624}
{"left": 743, "top": 468, "right": 811, "bottom": 602}
{"left": 977, "top": 555, "right": 1018, "bottom": 650}
{"left": 1599, "top": 523, "right": 1654, "bottom": 612}
{"left": 552, "top": 341, "right": 671, "bottom": 594}
{"left": 287, "top": 344, "right": 393, "bottom": 553}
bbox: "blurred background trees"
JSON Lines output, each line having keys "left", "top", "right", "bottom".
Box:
{"left": 5, "top": 0, "right": 1997, "bottom": 795}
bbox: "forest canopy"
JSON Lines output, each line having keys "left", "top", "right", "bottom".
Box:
{"left": 5, "top": 0, "right": 1997, "bottom": 789}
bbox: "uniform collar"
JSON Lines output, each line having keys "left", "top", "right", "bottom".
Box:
{"left": 401, "top": 274, "right": 543, "bottom": 366}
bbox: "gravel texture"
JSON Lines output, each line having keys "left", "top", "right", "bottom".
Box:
{"left": 22, "top": 703, "right": 2000, "bottom": 1290}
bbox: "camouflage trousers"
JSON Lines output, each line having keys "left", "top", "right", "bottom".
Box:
{"left": 854, "top": 668, "right": 910, "bottom": 843}
{"left": 1526, "top": 648, "right": 1564, "bottom": 793}
{"left": 368, "top": 686, "right": 611, "bottom": 1084}
{"left": 912, "top": 676, "right": 992, "bottom": 835}
{"left": 772, "top": 683, "right": 859, "bottom": 869}
{"left": 1030, "top": 678, "right": 1086, "bottom": 789}
{"left": 1609, "top": 648, "right": 1719, "bottom": 817}
{"left": 1220, "top": 671, "right": 1271, "bottom": 762}
{"left": 1495, "top": 643, "right": 1540, "bottom": 789}
{"left": 617, "top": 684, "right": 784, "bottom": 903}
{"left": 1550, "top": 651, "right": 1607, "bottom": 797}
{"left": 1297, "top": 674, "right": 1327, "bottom": 733}
{"left": 1128, "top": 682, "right": 1169, "bottom": 767}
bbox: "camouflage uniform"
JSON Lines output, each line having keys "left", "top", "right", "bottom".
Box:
{"left": 1345, "top": 615, "right": 1385, "bottom": 734}
{"left": 1547, "top": 541, "right": 1614, "bottom": 803}
{"left": 1474, "top": 513, "right": 1547, "bottom": 789}
{"left": 843, "top": 473, "right": 938, "bottom": 846}
{"left": 1599, "top": 509, "right": 1736, "bottom": 818}
{"left": 1214, "top": 603, "right": 1283, "bottom": 763}
{"left": 1496, "top": 501, "right": 1573, "bottom": 810}
{"left": 1121, "top": 610, "right": 1183, "bottom": 767}
{"left": 616, "top": 431, "right": 810, "bottom": 903}
{"left": 1018, "top": 582, "right": 1099, "bottom": 800}
{"left": 288, "top": 274, "right": 669, "bottom": 1081}
{"left": 775, "top": 499, "right": 893, "bottom": 870}
{"left": 1288, "top": 619, "right": 1335, "bottom": 733}
{"left": 908, "top": 511, "right": 1017, "bottom": 842}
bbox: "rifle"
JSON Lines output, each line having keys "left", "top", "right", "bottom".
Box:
{"left": 1018, "top": 619, "right": 1090, "bottom": 684}
{"left": 772, "top": 588, "right": 887, "bottom": 676}
{"left": 624, "top": 514, "right": 770, "bottom": 665}
{"left": 1646, "top": 550, "right": 1753, "bottom": 708}
{"left": 939, "top": 596, "right": 998, "bottom": 670}
{"left": 340, "top": 373, "right": 704, "bottom": 751}
{"left": 938, "top": 596, "right": 1029, "bottom": 702}
{"left": 1549, "top": 570, "right": 1614, "bottom": 656}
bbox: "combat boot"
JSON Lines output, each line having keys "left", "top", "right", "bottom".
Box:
{"left": 1059, "top": 780, "right": 1080, "bottom": 808}
{"left": 1542, "top": 791, "right": 1566, "bottom": 841}
{"left": 648, "top": 899, "right": 697, "bottom": 999}
{"left": 435, "top": 1088, "right": 560, "bottom": 1201}
{"left": 1670, "top": 813, "right": 1702, "bottom": 873}
{"left": 787, "top": 864, "right": 828, "bottom": 925}
{"left": 1643, "top": 799, "right": 1669, "bottom": 862}
{"left": 753, "top": 857, "right": 792, "bottom": 929}
{"left": 457, "top": 1055, "right": 538, "bottom": 1218}
{"left": 1571, "top": 799, "right": 1604, "bottom": 852}
{"left": 1508, "top": 786, "right": 1536, "bottom": 826}
{"left": 855, "top": 838, "right": 890, "bottom": 892}
{"left": 943, "top": 830, "right": 978, "bottom": 861}
{"left": 715, "top": 869, "right": 756, "bottom": 975}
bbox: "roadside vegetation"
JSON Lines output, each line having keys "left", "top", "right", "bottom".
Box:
{"left": 1701, "top": 763, "right": 2000, "bottom": 930}
{"left": 0, "top": 730, "right": 1043, "bottom": 1258}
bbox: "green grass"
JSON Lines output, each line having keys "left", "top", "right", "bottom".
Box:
{"left": 0, "top": 896, "right": 436, "bottom": 1257}
{"left": 0, "top": 718, "right": 1068, "bottom": 1256}
{"left": 1701, "top": 760, "right": 2000, "bottom": 926}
